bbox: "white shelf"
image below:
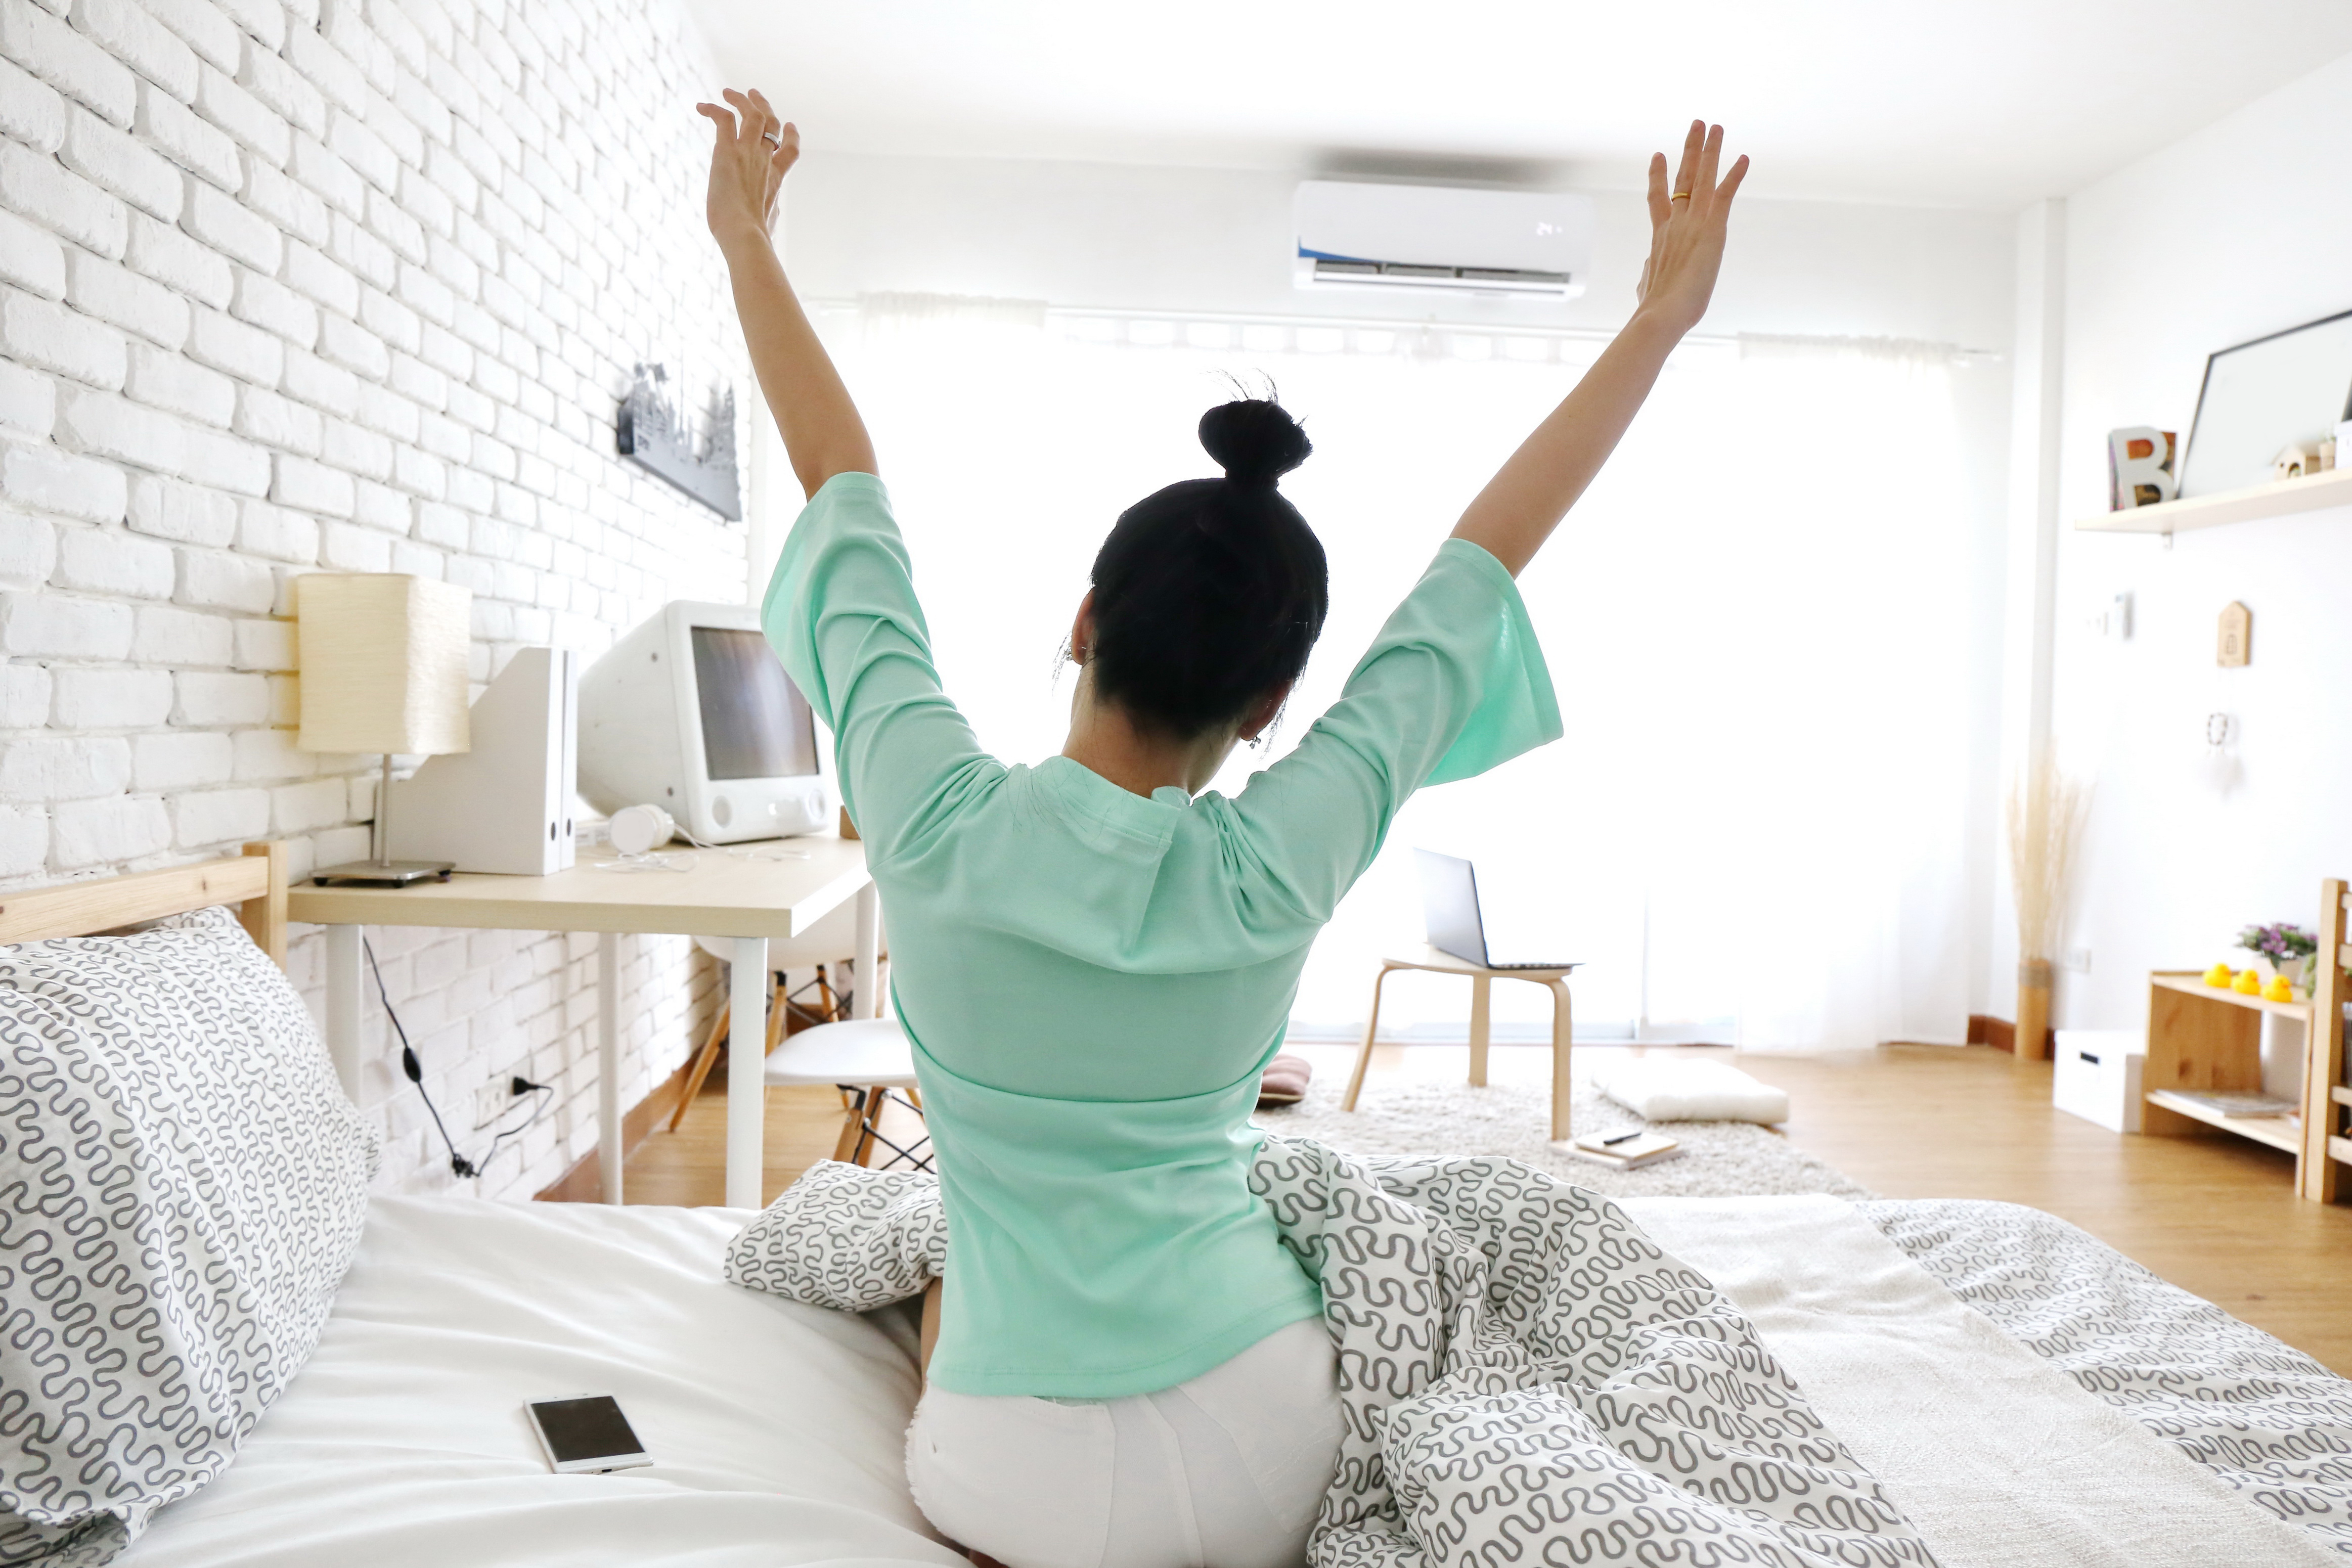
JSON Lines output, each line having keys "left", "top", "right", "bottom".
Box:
{"left": 2075, "top": 466, "right": 2352, "bottom": 535}
{"left": 2144, "top": 1089, "right": 2302, "bottom": 1154}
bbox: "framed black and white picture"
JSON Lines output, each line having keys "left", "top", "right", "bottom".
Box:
{"left": 2179, "top": 306, "right": 2352, "bottom": 498}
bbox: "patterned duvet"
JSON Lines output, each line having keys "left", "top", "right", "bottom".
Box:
{"left": 1867, "top": 1199, "right": 2352, "bottom": 1556}
{"left": 729, "top": 1141, "right": 2352, "bottom": 1565}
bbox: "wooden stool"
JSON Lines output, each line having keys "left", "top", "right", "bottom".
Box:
{"left": 1341, "top": 946, "right": 1574, "bottom": 1141}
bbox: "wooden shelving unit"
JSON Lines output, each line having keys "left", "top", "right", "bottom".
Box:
{"left": 2075, "top": 466, "right": 2352, "bottom": 535}
{"left": 2142, "top": 971, "right": 2311, "bottom": 1174}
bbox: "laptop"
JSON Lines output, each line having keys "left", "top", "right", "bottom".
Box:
{"left": 1413, "top": 849, "right": 1580, "bottom": 971}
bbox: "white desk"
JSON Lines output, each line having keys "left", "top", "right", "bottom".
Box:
{"left": 288, "top": 835, "right": 876, "bottom": 1209}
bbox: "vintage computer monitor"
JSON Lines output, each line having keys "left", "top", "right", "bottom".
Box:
{"left": 577, "top": 601, "right": 832, "bottom": 844}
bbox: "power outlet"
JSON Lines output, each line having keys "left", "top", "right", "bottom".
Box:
{"left": 473, "top": 1078, "right": 518, "bottom": 1131}
{"left": 2063, "top": 948, "right": 2092, "bottom": 975}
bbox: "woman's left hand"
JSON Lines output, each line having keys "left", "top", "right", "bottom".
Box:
{"left": 695, "top": 87, "right": 798, "bottom": 254}
{"left": 1634, "top": 120, "right": 1747, "bottom": 336}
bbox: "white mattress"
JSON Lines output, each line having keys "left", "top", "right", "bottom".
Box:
{"left": 118, "top": 1190, "right": 2352, "bottom": 1566}
{"left": 120, "top": 1197, "right": 956, "bottom": 1568}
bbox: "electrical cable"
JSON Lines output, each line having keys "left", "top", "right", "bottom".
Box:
{"left": 366, "top": 936, "right": 553, "bottom": 1180}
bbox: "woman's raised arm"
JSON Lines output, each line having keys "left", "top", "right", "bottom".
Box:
{"left": 696, "top": 89, "right": 876, "bottom": 499}
{"left": 1450, "top": 122, "right": 1747, "bottom": 577}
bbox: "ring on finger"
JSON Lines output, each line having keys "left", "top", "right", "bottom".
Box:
{"left": 762, "top": 132, "right": 781, "bottom": 147}
{"left": 1670, "top": 190, "right": 1692, "bottom": 201}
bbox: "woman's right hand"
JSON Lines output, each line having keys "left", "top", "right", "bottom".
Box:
{"left": 1634, "top": 121, "right": 1748, "bottom": 337}
{"left": 695, "top": 87, "right": 798, "bottom": 256}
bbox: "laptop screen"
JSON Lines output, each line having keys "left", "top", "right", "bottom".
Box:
{"left": 1413, "top": 849, "right": 1488, "bottom": 967}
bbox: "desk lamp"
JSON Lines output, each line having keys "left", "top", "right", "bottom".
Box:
{"left": 298, "top": 574, "right": 473, "bottom": 886}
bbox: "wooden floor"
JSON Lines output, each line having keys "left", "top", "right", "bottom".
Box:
{"left": 622, "top": 1040, "right": 2352, "bottom": 1375}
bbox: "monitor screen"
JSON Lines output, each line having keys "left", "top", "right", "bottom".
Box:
{"left": 689, "top": 626, "right": 819, "bottom": 781}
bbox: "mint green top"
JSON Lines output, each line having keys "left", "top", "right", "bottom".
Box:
{"left": 763, "top": 472, "right": 1561, "bottom": 1397}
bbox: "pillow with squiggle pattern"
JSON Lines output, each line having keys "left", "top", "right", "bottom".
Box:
{"left": 0, "top": 906, "right": 379, "bottom": 1565}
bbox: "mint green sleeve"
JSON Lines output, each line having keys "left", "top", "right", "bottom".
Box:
{"left": 760, "top": 473, "right": 996, "bottom": 865}
{"left": 1224, "top": 538, "right": 1561, "bottom": 920}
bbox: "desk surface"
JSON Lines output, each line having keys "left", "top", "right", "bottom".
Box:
{"left": 286, "top": 834, "right": 870, "bottom": 938}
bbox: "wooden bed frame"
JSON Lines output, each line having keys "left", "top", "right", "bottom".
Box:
{"left": 0, "top": 841, "right": 290, "bottom": 968}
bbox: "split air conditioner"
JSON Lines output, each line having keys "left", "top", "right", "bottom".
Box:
{"left": 1294, "top": 181, "right": 1593, "bottom": 299}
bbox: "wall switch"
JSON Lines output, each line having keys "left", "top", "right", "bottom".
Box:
{"left": 2107, "top": 593, "right": 2132, "bottom": 640}
{"left": 2063, "top": 948, "right": 2092, "bottom": 974}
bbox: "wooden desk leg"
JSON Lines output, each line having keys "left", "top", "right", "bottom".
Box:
{"left": 726, "top": 935, "right": 770, "bottom": 1209}
{"left": 598, "top": 933, "right": 622, "bottom": 1205}
{"left": 1468, "top": 975, "right": 1492, "bottom": 1088}
{"left": 1343, "top": 965, "right": 1395, "bottom": 1112}
{"left": 1542, "top": 978, "right": 1572, "bottom": 1142}
{"left": 853, "top": 884, "right": 881, "bottom": 1020}
{"left": 323, "top": 923, "right": 363, "bottom": 1104}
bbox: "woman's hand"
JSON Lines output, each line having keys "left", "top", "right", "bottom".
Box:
{"left": 1450, "top": 120, "right": 1747, "bottom": 575}
{"left": 695, "top": 87, "right": 797, "bottom": 255}
{"left": 1634, "top": 121, "right": 1748, "bottom": 336}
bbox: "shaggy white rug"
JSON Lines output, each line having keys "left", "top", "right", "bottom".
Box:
{"left": 1253, "top": 1074, "right": 1875, "bottom": 1200}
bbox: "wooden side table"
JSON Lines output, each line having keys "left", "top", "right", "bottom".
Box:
{"left": 1340, "top": 946, "right": 1574, "bottom": 1141}
{"left": 2141, "top": 970, "right": 2311, "bottom": 1180}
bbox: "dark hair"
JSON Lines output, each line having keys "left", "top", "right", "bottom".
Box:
{"left": 1083, "top": 398, "right": 1326, "bottom": 741}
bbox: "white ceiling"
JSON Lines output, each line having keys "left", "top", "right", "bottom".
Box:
{"left": 681, "top": 1, "right": 2352, "bottom": 208}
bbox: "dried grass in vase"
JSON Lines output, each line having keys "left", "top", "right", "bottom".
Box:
{"left": 2007, "top": 756, "right": 2090, "bottom": 1060}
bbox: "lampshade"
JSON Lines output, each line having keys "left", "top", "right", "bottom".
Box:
{"left": 296, "top": 574, "right": 473, "bottom": 755}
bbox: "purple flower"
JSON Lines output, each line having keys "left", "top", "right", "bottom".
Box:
{"left": 2235, "top": 922, "right": 2317, "bottom": 962}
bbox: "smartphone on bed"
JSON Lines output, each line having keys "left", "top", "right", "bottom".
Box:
{"left": 526, "top": 1395, "right": 652, "bottom": 1474}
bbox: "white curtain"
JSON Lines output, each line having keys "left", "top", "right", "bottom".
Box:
{"left": 819, "top": 298, "right": 1976, "bottom": 1049}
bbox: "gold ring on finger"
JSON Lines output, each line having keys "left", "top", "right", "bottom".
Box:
{"left": 1670, "top": 190, "right": 1692, "bottom": 201}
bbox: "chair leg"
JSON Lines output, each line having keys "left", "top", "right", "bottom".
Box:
{"left": 765, "top": 973, "right": 789, "bottom": 1052}
{"left": 831, "top": 1090, "right": 871, "bottom": 1164}
{"left": 1542, "top": 978, "right": 1573, "bottom": 1142}
{"left": 668, "top": 1001, "right": 730, "bottom": 1133}
{"left": 1343, "top": 966, "right": 1395, "bottom": 1112}
{"left": 1468, "top": 974, "right": 1492, "bottom": 1088}
{"left": 852, "top": 1085, "right": 890, "bottom": 1167}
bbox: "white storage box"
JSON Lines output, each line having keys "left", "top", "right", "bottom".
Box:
{"left": 2053, "top": 1028, "right": 2147, "bottom": 1134}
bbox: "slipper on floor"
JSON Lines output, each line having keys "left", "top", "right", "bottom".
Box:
{"left": 1257, "top": 1053, "right": 1313, "bottom": 1107}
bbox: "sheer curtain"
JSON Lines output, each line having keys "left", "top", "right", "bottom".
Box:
{"left": 820, "top": 298, "right": 1976, "bottom": 1050}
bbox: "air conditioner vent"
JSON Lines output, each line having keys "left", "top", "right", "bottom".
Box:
{"left": 1303, "top": 258, "right": 1577, "bottom": 295}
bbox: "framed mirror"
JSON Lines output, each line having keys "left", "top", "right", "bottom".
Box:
{"left": 2179, "top": 306, "right": 2352, "bottom": 498}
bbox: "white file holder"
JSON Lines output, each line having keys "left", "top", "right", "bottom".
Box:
{"left": 389, "top": 647, "right": 579, "bottom": 874}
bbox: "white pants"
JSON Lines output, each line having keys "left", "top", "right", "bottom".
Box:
{"left": 905, "top": 1317, "right": 1341, "bottom": 1568}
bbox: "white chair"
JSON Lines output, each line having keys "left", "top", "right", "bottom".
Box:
{"left": 766, "top": 1017, "right": 930, "bottom": 1170}
{"left": 670, "top": 905, "right": 878, "bottom": 1133}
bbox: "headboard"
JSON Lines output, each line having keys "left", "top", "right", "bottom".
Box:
{"left": 0, "top": 841, "right": 290, "bottom": 969}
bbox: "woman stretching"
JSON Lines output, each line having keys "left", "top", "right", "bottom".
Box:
{"left": 698, "top": 89, "right": 1745, "bottom": 1568}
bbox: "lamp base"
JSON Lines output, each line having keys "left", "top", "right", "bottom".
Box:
{"left": 312, "top": 858, "right": 455, "bottom": 887}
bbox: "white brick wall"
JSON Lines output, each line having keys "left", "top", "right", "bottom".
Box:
{"left": 2, "top": 0, "right": 746, "bottom": 1199}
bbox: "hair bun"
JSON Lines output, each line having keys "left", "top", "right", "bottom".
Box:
{"left": 1199, "top": 398, "right": 1311, "bottom": 488}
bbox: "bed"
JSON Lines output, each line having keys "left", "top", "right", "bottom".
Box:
{"left": 5, "top": 849, "right": 2349, "bottom": 1568}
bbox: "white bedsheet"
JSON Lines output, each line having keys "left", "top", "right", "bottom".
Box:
{"left": 116, "top": 1189, "right": 2342, "bottom": 1568}
{"left": 1626, "top": 1194, "right": 2340, "bottom": 1568}
{"left": 119, "top": 1197, "right": 954, "bottom": 1568}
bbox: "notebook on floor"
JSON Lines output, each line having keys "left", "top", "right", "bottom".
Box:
{"left": 1558, "top": 1130, "right": 1682, "bottom": 1170}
